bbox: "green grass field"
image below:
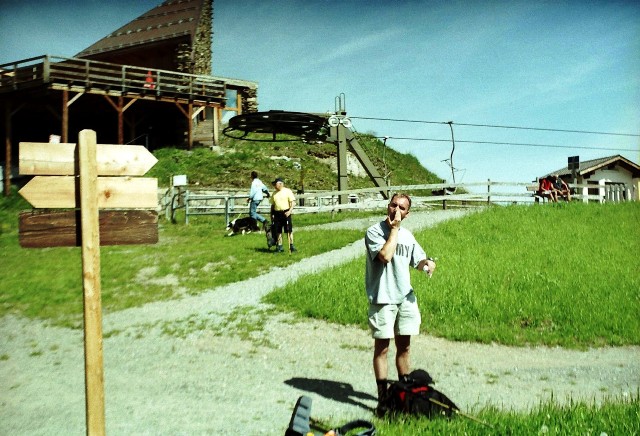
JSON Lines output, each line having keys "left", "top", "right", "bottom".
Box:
{"left": 265, "top": 202, "right": 640, "bottom": 349}
{"left": 367, "top": 396, "right": 639, "bottom": 435}
{"left": 0, "top": 193, "right": 367, "bottom": 327}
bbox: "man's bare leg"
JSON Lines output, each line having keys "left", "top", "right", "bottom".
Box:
{"left": 373, "top": 338, "right": 391, "bottom": 408}
{"left": 395, "top": 335, "right": 411, "bottom": 378}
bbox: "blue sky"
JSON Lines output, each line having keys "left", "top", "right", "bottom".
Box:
{"left": 1, "top": 0, "right": 638, "bottom": 186}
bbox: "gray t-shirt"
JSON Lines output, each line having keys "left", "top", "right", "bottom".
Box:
{"left": 365, "top": 220, "right": 427, "bottom": 305}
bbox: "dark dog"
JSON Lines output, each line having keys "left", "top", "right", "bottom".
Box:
{"left": 265, "top": 222, "right": 277, "bottom": 250}
{"left": 226, "top": 217, "right": 260, "bottom": 236}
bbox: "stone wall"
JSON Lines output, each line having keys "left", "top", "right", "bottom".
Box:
{"left": 240, "top": 86, "right": 259, "bottom": 113}
{"left": 192, "top": 0, "right": 213, "bottom": 75}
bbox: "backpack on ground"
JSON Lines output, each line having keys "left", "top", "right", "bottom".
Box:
{"left": 383, "top": 369, "right": 459, "bottom": 418}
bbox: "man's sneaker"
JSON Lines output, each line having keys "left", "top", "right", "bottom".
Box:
{"left": 290, "top": 245, "right": 297, "bottom": 253}
{"left": 276, "top": 245, "right": 284, "bottom": 253}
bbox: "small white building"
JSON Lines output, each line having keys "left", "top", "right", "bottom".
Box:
{"left": 547, "top": 155, "right": 640, "bottom": 202}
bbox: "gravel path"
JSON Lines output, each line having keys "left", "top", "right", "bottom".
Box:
{"left": 1, "top": 209, "right": 638, "bottom": 435}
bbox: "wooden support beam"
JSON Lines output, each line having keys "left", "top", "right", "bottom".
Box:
{"left": 237, "top": 92, "right": 243, "bottom": 115}
{"left": 62, "top": 90, "right": 68, "bottom": 142}
{"left": 188, "top": 103, "right": 193, "bottom": 149}
{"left": 213, "top": 106, "right": 221, "bottom": 146}
{"left": 192, "top": 106, "right": 205, "bottom": 119}
{"left": 4, "top": 102, "right": 11, "bottom": 197}
{"left": 174, "top": 103, "right": 193, "bottom": 149}
{"left": 174, "top": 102, "right": 188, "bottom": 118}
{"left": 58, "top": 90, "right": 85, "bottom": 143}
{"left": 118, "top": 97, "right": 123, "bottom": 144}
{"left": 123, "top": 98, "right": 136, "bottom": 112}
{"left": 103, "top": 95, "right": 137, "bottom": 145}
{"left": 68, "top": 92, "right": 84, "bottom": 107}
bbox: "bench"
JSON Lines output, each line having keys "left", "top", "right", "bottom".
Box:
{"left": 526, "top": 184, "right": 572, "bottom": 203}
{"left": 526, "top": 185, "right": 550, "bottom": 203}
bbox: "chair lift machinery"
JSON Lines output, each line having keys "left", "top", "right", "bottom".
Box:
{"left": 222, "top": 96, "right": 390, "bottom": 204}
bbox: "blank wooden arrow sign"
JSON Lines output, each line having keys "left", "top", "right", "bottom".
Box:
{"left": 19, "top": 209, "right": 158, "bottom": 247}
{"left": 18, "top": 139, "right": 159, "bottom": 248}
{"left": 19, "top": 142, "right": 158, "bottom": 176}
{"left": 19, "top": 176, "right": 158, "bottom": 209}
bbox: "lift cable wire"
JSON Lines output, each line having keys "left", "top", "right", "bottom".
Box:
{"left": 350, "top": 116, "right": 640, "bottom": 138}
{"left": 370, "top": 136, "right": 637, "bottom": 152}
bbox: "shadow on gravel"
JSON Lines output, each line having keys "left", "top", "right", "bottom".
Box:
{"left": 285, "top": 377, "right": 376, "bottom": 411}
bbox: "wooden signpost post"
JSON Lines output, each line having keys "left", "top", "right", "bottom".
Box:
{"left": 18, "top": 130, "right": 159, "bottom": 435}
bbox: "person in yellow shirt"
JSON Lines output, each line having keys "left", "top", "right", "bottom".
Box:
{"left": 270, "top": 177, "right": 296, "bottom": 253}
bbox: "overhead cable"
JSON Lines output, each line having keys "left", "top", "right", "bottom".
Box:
{"left": 372, "top": 136, "right": 638, "bottom": 152}
{"left": 351, "top": 116, "right": 640, "bottom": 137}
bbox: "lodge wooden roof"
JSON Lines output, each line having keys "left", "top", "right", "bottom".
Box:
{"left": 76, "top": 0, "right": 206, "bottom": 58}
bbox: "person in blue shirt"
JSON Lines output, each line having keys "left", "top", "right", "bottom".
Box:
{"left": 247, "top": 171, "right": 269, "bottom": 226}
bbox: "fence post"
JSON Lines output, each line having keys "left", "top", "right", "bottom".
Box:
{"left": 224, "top": 196, "right": 230, "bottom": 225}
{"left": 487, "top": 179, "right": 491, "bottom": 204}
{"left": 43, "top": 55, "right": 50, "bottom": 83}
{"left": 84, "top": 59, "right": 90, "bottom": 87}
{"left": 185, "top": 190, "right": 190, "bottom": 225}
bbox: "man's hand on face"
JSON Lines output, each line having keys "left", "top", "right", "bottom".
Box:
{"left": 387, "top": 207, "right": 402, "bottom": 229}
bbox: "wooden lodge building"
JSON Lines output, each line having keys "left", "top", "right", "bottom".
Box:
{"left": 1, "top": 0, "right": 257, "bottom": 194}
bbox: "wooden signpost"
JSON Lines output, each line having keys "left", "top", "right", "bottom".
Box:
{"left": 18, "top": 141, "right": 159, "bottom": 246}
{"left": 18, "top": 130, "right": 159, "bottom": 436}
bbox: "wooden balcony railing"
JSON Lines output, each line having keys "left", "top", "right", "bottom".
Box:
{"left": 0, "top": 55, "right": 226, "bottom": 104}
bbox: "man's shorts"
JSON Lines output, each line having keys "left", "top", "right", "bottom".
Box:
{"left": 272, "top": 210, "right": 292, "bottom": 234}
{"left": 368, "top": 292, "right": 421, "bottom": 339}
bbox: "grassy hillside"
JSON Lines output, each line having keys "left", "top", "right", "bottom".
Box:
{"left": 265, "top": 202, "right": 640, "bottom": 348}
{"left": 147, "top": 132, "right": 442, "bottom": 191}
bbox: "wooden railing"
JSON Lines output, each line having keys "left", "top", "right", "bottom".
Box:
{"left": 0, "top": 55, "right": 226, "bottom": 103}
{"left": 160, "top": 180, "right": 636, "bottom": 223}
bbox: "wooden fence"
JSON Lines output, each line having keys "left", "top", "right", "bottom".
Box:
{"left": 0, "top": 55, "right": 225, "bottom": 104}
{"left": 160, "top": 180, "right": 635, "bottom": 224}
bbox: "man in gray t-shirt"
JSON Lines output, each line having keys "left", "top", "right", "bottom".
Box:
{"left": 364, "top": 193, "right": 436, "bottom": 416}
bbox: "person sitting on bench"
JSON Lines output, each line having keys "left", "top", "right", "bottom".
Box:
{"left": 537, "top": 176, "right": 557, "bottom": 202}
{"left": 552, "top": 174, "right": 572, "bottom": 201}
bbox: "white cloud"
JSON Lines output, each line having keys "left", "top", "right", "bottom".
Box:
{"left": 312, "top": 28, "right": 403, "bottom": 65}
